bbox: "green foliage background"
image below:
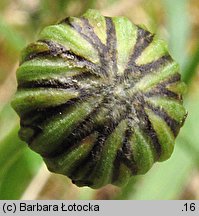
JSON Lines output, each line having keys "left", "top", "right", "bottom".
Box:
{"left": 0, "top": 0, "right": 199, "bottom": 200}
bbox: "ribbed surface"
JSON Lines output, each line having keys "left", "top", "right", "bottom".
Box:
{"left": 12, "top": 9, "right": 187, "bottom": 188}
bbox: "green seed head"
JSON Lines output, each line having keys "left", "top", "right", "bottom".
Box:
{"left": 12, "top": 9, "right": 187, "bottom": 188}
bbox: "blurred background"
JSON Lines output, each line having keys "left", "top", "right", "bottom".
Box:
{"left": 0, "top": 0, "right": 199, "bottom": 200}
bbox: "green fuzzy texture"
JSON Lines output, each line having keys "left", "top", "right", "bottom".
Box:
{"left": 12, "top": 9, "right": 187, "bottom": 188}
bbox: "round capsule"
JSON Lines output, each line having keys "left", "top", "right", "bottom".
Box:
{"left": 12, "top": 9, "right": 187, "bottom": 188}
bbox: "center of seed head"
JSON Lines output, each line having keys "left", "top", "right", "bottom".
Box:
{"left": 112, "top": 80, "right": 132, "bottom": 100}
{"left": 114, "top": 85, "right": 127, "bottom": 98}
